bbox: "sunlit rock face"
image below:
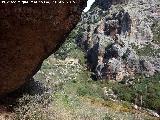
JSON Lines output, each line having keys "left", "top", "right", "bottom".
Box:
{"left": 95, "top": 0, "right": 129, "bottom": 10}
{"left": 0, "top": 0, "right": 87, "bottom": 95}
{"left": 112, "top": 0, "right": 129, "bottom": 4}
{"left": 76, "top": 0, "right": 160, "bottom": 81}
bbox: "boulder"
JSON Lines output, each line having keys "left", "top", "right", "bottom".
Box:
{"left": 0, "top": 0, "right": 87, "bottom": 95}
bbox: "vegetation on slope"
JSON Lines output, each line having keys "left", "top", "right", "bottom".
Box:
{"left": 111, "top": 75, "right": 160, "bottom": 112}
{"left": 8, "top": 29, "right": 158, "bottom": 120}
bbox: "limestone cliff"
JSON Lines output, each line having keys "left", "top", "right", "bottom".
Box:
{"left": 77, "top": 0, "right": 160, "bottom": 81}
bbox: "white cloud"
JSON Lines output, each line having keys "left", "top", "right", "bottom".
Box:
{"left": 84, "top": 0, "right": 95, "bottom": 12}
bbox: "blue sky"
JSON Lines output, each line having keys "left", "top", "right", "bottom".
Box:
{"left": 84, "top": 0, "right": 95, "bottom": 12}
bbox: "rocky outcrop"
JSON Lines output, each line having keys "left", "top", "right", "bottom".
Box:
{"left": 95, "top": 9, "right": 132, "bottom": 36}
{"left": 95, "top": 0, "right": 129, "bottom": 10}
{"left": 77, "top": 0, "right": 160, "bottom": 81}
{"left": 0, "top": 0, "right": 87, "bottom": 95}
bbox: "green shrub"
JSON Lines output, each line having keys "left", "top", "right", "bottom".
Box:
{"left": 77, "top": 79, "right": 103, "bottom": 98}
{"left": 112, "top": 74, "right": 160, "bottom": 111}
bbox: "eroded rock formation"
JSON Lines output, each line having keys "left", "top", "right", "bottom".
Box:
{"left": 76, "top": 0, "right": 160, "bottom": 81}
{"left": 0, "top": 0, "right": 87, "bottom": 95}
{"left": 95, "top": 0, "right": 129, "bottom": 10}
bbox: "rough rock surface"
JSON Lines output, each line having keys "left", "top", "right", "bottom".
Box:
{"left": 77, "top": 0, "right": 160, "bottom": 81}
{"left": 0, "top": 0, "right": 86, "bottom": 95}
{"left": 95, "top": 0, "right": 129, "bottom": 10}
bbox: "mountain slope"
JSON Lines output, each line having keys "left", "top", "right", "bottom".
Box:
{"left": 78, "top": 0, "right": 160, "bottom": 81}
{"left": 1, "top": 0, "right": 160, "bottom": 119}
